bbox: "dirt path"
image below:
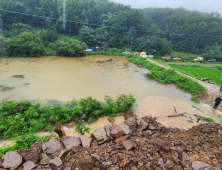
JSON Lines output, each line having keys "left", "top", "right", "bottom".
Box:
{"left": 146, "top": 58, "right": 222, "bottom": 111}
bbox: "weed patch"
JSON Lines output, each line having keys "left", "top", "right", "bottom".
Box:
{"left": 125, "top": 55, "right": 205, "bottom": 95}
{"left": 0, "top": 133, "right": 56, "bottom": 157}
{"left": 0, "top": 93, "right": 135, "bottom": 139}
{"left": 191, "top": 97, "right": 200, "bottom": 103}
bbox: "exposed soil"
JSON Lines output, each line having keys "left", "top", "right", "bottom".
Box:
{"left": 1, "top": 117, "right": 222, "bottom": 170}
{"left": 146, "top": 59, "right": 222, "bottom": 111}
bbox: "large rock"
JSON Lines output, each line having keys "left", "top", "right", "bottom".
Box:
{"left": 81, "top": 156, "right": 94, "bottom": 170}
{"left": 182, "top": 152, "right": 189, "bottom": 162}
{"left": 124, "top": 119, "right": 137, "bottom": 133}
{"left": 115, "top": 135, "right": 130, "bottom": 144}
{"left": 29, "top": 142, "right": 42, "bottom": 153}
{"left": 42, "top": 139, "right": 63, "bottom": 157}
{"left": 23, "top": 161, "right": 36, "bottom": 170}
{"left": 118, "top": 123, "right": 131, "bottom": 135}
{"left": 191, "top": 161, "right": 220, "bottom": 170}
{"left": 122, "top": 140, "right": 134, "bottom": 151}
{"left": 2, "top": 151, "right": 23, "bottom": 169}
{"left": 79, "top": 135, "right": 92, "bottom": 148}
{"left": 23, "top": 151, "right": 40, "bottom": 164}
{"left": 39, "top": 153, "right": 51, "bottom": 165}
{"left": 49, "top": 157, "right": 63, "bottom": 170}
{"left": 91, "top": 127, "right": 109, "bottom": 143}
{"left": 105, "top": 124, "right": 113, "bottom": 139}
{"left": 136, "top": 118, "right": 148, "bottom": 134}
{"left": 61, "top": 137, "right": 81, "bottom": 150}
{"left": 110, "top": 125, "right": 124, "bottom": 138}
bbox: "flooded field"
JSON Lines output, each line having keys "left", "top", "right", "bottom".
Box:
{"left": 0, "top": 55, "right": 220, "bottom": 146}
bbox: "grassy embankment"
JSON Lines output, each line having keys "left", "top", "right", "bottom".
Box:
{"left": 169, "top": 65, "right": 222, "bottom": 86}
{"left": 125, "top": 54, "right": 206, "bottom": 103}
{"left": 151, "top": 51, "right": 222, "bottom": 87}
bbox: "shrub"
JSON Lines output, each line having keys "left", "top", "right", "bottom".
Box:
{"left": 5, "top": 31, "right": 44, "bottom": 57}
{"left": 0, "top": 94, "right": 136, "bottom": 139}
{"left": 51, "top": 39, "right": 87, "bottom": 57}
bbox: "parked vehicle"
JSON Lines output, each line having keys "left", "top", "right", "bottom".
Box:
{"left": 122, "top": 51, "right": 130, "bottom": 54}
{"left": 208, "top": 59, "right": 216, "bottom": 62}
{"left": 194, "top": 57, "right": 203, "bottom": 61}
{"left": 134, "top": 52, "right": 140, "bottom": 55}
{"left": 173, "top": 57, "right": 181, "bottom": 61}
{"left": 147, "top": 55, "right": 154, "bottom": 58}
{"left": 84, "top": 49, "right": 92, "bottom": 52}
{"left": 162, "top": 55, "right": 171, "bottom": 59}
{"left": 92, "top": 47, "right": 100, "bottom": 51}
{"left": 140, "top": 52, "right": 147, "bottom": 58}
{"left": 184, "top": 57, "right": 191, "bottom": 61}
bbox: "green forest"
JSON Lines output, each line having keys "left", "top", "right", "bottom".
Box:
{"left": 0, "top": 0, "right": 222, "bottom": 60}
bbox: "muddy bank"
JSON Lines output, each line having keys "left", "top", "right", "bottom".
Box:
{"left": 1, "top": 116, "right": 221, "bottom": 169}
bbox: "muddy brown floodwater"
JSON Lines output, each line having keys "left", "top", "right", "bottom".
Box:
{"left": 0, "top": 55, "right": 221, "bottom": 146}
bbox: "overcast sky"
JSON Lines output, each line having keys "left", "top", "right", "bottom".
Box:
{"left": 111, "top": 0, "right": 222, "bottom": 15}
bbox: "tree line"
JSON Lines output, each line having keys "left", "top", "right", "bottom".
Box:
{"left": 142, "top": 7, "right": 222, "bottom": 61}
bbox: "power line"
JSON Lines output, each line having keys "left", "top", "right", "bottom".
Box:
{"left": 1, "top": 8, "right": 222, "bottom": 39}
{"left": 0, "top": 8, "right": 160, "bottom": 34}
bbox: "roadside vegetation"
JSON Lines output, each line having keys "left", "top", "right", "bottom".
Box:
{"left": 126, "top": 54, "right": 206, "bottom": 95}
{"left": 0, "top": 93, "right": 135, "bottom": 139}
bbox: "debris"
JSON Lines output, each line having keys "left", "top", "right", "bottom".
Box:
{"left": 23, "top": 161, "right": 36, "bottom": 170}
{"left": 1, "top": 117, "right": 222, "bottom": 169}
{"left": 79, "top": 135, "right": 92, "bottom": 148}
{"left": 61, "top": 137, "right": 81, "bottom": 150}
{"left": 2, "top": 152, "right": 22, "bottom": 169}
{"left": 110, "top": 125, "right": 124, "bottom": 138}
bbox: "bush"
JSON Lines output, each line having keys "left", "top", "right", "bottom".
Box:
{"left": 51, "top": 39, "right": 87, "bottom": 57}
{"left": 5, "top": 31, "right": 44, "bottom": 57}
{"left": 0, "top": 94, "right": 136, "bottom": 139}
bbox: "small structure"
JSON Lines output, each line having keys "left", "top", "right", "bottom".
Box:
{"left": 162, "top": 55, "right": 171, "bottom": 59}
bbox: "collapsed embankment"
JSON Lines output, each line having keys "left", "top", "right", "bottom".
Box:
{"left": 1, "top": 116, "right": 222, "bottom": 170}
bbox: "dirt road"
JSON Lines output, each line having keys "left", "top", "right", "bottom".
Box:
{"left": 146, "top": 58, "right": 222, "bottom": 111}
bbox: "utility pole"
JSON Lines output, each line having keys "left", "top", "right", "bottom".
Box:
{"left": 130, "top": 37, "right": 133, "bottom": 53}
{"left": 203, "top": 45, "right": 208, "bottom": 58}
{"left": 63, "top": 0, "right": 66, "bottom": 32}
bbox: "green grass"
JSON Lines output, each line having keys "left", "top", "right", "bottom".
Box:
{"left": 169, "top": 65, "right": 222, "bottom": 86}
{"left": 167, "top": 62, "right": 222, "bottom": 67}
{"left": 200, "top": 116, "right": 215, "bottom": 123}
{"left": 191, "top": 96, "right": 200, "bottom": 103}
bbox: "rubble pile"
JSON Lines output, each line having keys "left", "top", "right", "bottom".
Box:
{"left": 0, "top": 116, "right": 222, "bottom": 170}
